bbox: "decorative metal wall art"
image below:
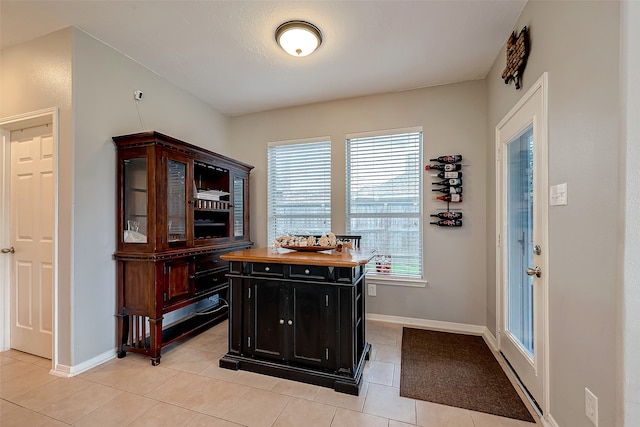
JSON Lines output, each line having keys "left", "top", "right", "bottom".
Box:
{"left": 502, "top": 26, "right": 530, "bottom": 90}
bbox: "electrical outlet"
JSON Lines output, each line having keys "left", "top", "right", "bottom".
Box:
{"left": 585, "top": 387, "right": 598, "bottom": 426}
{"left": 367, "top": 284, "right": 377, "bottom": 296}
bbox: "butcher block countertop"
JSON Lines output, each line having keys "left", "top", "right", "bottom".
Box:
{"left": 220, "top": 247, "right": 376, "bottom": 267}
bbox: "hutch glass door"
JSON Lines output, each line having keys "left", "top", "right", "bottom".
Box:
{"left": 234, "top": 176, "right": 245, "bottom": 237}
{"left": 123, "top": 157, "right": 148, "bottom": 244}
{"left": 167, "top": 158, "right": 187, "bottom": 244}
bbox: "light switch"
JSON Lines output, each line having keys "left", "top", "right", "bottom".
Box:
{"left": 550, "top": 183, "right": 567, "bottom": 206}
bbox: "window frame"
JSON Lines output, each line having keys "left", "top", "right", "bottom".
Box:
{"left": 345, "top": 127, "right": 425, "bottom": 285}
{"left": 267, "top": 137, "right": 332, "bottom": 244}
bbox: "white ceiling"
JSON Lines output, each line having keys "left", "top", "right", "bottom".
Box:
{"left": 1, "top": 1, "right": 527, "bottom": 116}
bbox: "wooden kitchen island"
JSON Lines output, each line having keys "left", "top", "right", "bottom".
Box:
{"left": 219, "top": 247, "right": 375, "bottom": 395}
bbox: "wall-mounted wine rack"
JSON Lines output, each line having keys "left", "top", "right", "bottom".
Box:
{"left": 425, "top": 155, "right": 464, "bottom": 227}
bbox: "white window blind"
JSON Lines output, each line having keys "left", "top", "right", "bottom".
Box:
{"left": 268, "top": 140, "right": 331, "bottom": 243}
{"left": 346, "top": 130, "right": 423, "bottom": 278}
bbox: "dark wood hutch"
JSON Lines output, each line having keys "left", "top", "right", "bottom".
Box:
{"left": 113, "top": 131, "right": 253, "bottom": 365}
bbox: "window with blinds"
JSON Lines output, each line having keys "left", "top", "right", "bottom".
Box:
{"left": 267, "top": 139, "right": 331, "bottom": 243}
{"left": 346, "top": 129, "right": 423, "bottom": 278}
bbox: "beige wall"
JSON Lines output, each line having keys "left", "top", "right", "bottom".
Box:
{"left": 486, "top": 1, "right": 620, "bottom": 426}
{"left": 1, "top": 27, "right": 232, "bottom": 368}
{"left": 230, "top": 81, "right": 489, "bottom": 326}
{"left": 1, "top": 27, "right": 74, "bottom": 365}
{"left": 71, "top": 29, "right": 233, "bottom": 365}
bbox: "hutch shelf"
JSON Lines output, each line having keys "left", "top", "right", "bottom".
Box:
{"left": 113, "top": 131, "right": 253, "bottom": 365}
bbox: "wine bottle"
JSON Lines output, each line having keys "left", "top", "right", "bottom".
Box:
{"left": 425, "top": 163, "right": 462, "bottom": 172}
{"left": 432, "top": 178, "right": 462, "bottom": 186}
{"left": 430, "top": 219, "right": 462, "bottom": 227}
{"left": 432, "top": 186, "right": 463, "bottom": 194}
{"left": 431, "top": 171, "right": 462, "bottom": 179}
{"left": 430, "top": 211, "right": 463, "bottom": 220}
{"left": 429, "top": 155, "right": 462, "bottom": 164}
{"left": 435, "top": 194, "right": 463, "bottom": 202}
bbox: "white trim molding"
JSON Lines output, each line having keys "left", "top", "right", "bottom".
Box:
{"left": 0, "top": 107, "right": 59, "bottom": 369}
{"left": 495, "top": 72, "right": 550, "bottom": 423}
{"left": 50, "top": 348, "right": 116, "bottom": 377}
{"left": 366, "top": 313, "right": 487, "bottom": 336}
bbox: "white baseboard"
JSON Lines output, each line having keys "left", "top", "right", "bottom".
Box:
{"left": 50, "top": 348, "right": 116, "bottom": 377}
{"left": 543, "top": 413, "right": 560, "bottom": 427}
{"left": 366, "top": 313, "right": 489, "bottom": 336}
{"left": 482, "top": 329, "right": 498, "bottom": 351}
{"left": 366, "top": 313, "right": 499, "bottom": 355}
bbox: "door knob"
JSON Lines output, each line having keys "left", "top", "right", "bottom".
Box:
{"left": 287, "top": 320, "right": 293, "bottom": 326}
{"left": 1, "top": 247, "right": 15, "bottom": 254}
{"left": 526, "top": 266, "right": 541, "bottom": 278}
{"left": 279, "top": 319, "right": 284, "bottom": 324}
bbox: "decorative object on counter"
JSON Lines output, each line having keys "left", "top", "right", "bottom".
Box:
{"left": 271, "top": 232, "right": 355, "bottom": 252}
{"left": 375, "top": 254, "right": 392, "bottom": 273}
{"left": 502, "top": 26, "right": 530, "bottom": 90}
{"left": 281, "top": 245, "right": 336, "bottom": 252}
{"left": 430, "top": 219, "right": 463, "bottom": 227}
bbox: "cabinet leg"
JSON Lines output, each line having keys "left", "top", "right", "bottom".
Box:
{"left": 116, "top": 313, "right": 129, "bottom": 359}
{"left": 219, "top": 356, "right": 240, "bottom": 370}
{"left": 149, "top": 316, "right": 163, "bottom": 366}
{"left": 334, "top": 378, "right": 362, "bottom": 396}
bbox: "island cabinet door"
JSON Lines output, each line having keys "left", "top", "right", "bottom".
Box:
{"left": 244, "top": 279, "right": 286, "bottom": 360}
{"left": 288, "top": 282, "right": 337, "bottom": 370}
{"left": 244, "top": 279, "right": 337, "bottom": 370}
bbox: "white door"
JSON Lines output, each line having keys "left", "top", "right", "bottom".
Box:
{"left": 8, "top": 124, "right": 55, "bottom": 359}
{"left": 496, "top": 73, "right": 548, "bottom": 412}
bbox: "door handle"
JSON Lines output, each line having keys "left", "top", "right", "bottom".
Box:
{"left": 1, "top": 247, "right": 15, "bottom": 254}
{"left": 526, "top": 266, "right": 541, "bottom": 278}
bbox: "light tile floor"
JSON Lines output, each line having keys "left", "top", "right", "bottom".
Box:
{"left": 0, "top": 320, "right": 542, "bottom": 426}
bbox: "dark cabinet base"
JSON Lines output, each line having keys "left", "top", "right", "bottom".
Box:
{"left": 218, "top": 249, "right": 375, "bottom": 396}
{"left": 117, "top": 301, "right": 228, "bottom": 365}
{"left": 220, "top": 341, "right": 371, "bottom": 395}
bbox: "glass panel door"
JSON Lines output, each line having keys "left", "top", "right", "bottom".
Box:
{"left": 233, "top": 176, "right": 245, "bottom": 237}
{"left": 123, "top": 157, "right": 148, "bottom": 243}
{"left": 497, "top": 74, "right": 547, "bottom": 411}
{"left": 506, "top": 125, "right": 534, "bottom": 357}
{"left": 167, "top": 159, "right": 187, "bottom": 243}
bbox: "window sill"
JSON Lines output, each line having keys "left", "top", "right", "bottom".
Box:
{"left": 365, "top": 274, "right": 427, "bottom": 288}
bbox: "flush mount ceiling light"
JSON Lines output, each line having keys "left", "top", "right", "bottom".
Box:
{"left": 275, "top": 20, "right": 323, "bottom": 57}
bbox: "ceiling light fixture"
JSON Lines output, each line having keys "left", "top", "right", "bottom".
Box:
{"left": 275, "top": 20, "right": 323, "bottom": 57}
